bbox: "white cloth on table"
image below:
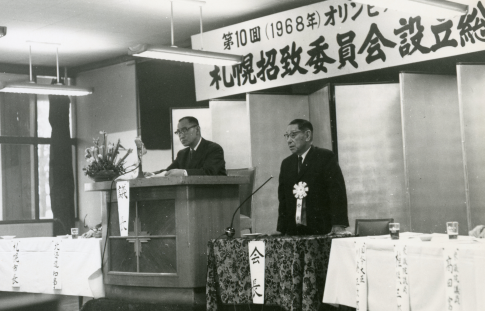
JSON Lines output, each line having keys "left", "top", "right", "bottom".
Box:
{"left": 0, "top": 237, "right": 104, "bottom": 298}
{"left": 323, "top": 233, "right": 485, "bottom": 311}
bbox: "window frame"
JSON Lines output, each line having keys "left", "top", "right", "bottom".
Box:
{"left": 0, "top": 93, "right": 77, "bottom": 222}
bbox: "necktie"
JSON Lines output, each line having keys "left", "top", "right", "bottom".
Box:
{"left": 189, "top": 149, "right": 194, "bottom": 162}
{"left": 298, "top": 156, "right": 303, "bottom": 174}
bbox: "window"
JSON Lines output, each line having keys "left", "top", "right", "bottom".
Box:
{"left": 0, "top": 75, "right": 76, "bottom": 221}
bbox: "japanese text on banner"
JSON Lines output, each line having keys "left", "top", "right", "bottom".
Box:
{"left": 117, "top": 181, "right": 130, "bottom": 237}
{"left": 444, "top": 246, "right": 461, "bottom": 311}
{"left": 11, "top": 240, "right": 20, "bottom": 288}
{"left": 394, "top": 243, "right": 409, "bottom": 311}
{"left": 355, "top": 240, "right": 367, "bottom": 311}
{"left": 53, "top": 240, "right": 62, "bottom": 289}
{"left": 192, "top": 0, "right": 485, "bottom": 101}
{"left": 248, "top": 241, "right": 265, "bottom": 304}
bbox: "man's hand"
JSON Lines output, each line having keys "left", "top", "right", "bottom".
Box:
{"left": 165, "top": 169, "right": 186, "bottom": 177}
{"left": 144, "top": 171, "right": 155, "bottom": 177}
{"left": 327, "top": 225, "right": 348, "bottom": 236}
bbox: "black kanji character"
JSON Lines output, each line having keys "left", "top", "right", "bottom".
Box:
{"left": 358, "top": 23, "right": 397, "bottom": 64}
{"left": 222, "top": 32, "right": 234, "bottom": 50}
{"left": 430, "top": 20, "right": 458, "bottom": 52}
{"left": 209, "top": 66, "right": 221, "bottom": 90}
{"left": 337, "top": 31, "right": 358, "bottom": 69}
{"left": 306, "top": 36, "right": 336, "bottom": 73}
{"left": 307, "top": 12, "right": 318, "bottom": 29}
{"left": 457, "top": 3, "right": 485, "bottom": 47}
{"left": 240, "top": 53, "right": 257, "bottom": 85}
{"left": 476, "top": 1, "right": 485, "bottom": 42}
{"left": 256, "top": 49, "right": 280, "bottom": 82}
{"left": 280, "top": 42, "right": 308, "bottom": 78}
{"left": 250, "top": 26, "right": 261, "bottom": 43}
{"left": 394, "top": 16, "right": 430, "bottom": 57}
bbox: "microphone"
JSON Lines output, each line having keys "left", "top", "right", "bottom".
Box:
{"left": 225, "top": 176, "right": 273, "bottom": 238}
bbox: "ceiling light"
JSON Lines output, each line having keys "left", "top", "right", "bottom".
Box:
{"left": 129, "top": 44, "right": 242, "bottom": 66}
{"left": 351, "top": 0, "right": 468, "bottom": 19}
{"left": 0, "top": 81, "right": 93, "bottom": 96}
{"left": 0, "top": 44, "right": 93, "bottom": 96}
{"left": 129, "top": 0, "right": 242, "bottom": 66}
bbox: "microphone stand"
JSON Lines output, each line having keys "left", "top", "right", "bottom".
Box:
{"left": 225, "top": 176, "right": 273, "bottom": 238}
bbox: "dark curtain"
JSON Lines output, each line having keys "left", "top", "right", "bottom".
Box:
{"left": 137, "top": 60, "right": 209, "bottom": 150}
{"left": 49, "top": 94, "right": 75, "bottom": 235}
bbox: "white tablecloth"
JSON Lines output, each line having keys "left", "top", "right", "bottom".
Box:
{"left": 0, "top": 237, "right": 104, "bottom": 298}
{"left": 323, "top": 233, "right": 485, "bottom": 311}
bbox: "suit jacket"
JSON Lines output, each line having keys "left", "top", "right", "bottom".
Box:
{"left": 277, "top": 146, "right": 348, "bottom": 235}
{"left": 167, "top": 138, "right": 226, "bottom": 176}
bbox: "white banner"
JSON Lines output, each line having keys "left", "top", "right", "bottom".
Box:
{"left": 355, "top": 240, "right": 367, "bottom": 311}
{"left": 248, "top": 240, "right": 265, "bottom": 304}
{"left": 192, "top": 0, "right": 485, "bottom": 101}
{"left": 394, "top": 243, "right": 409, "bottom": 311}
{"left": 11, "top": 240, "right": 20, "bottom": 288}
{"left": 52, "top": 240, "right": 62, "bottom": 289}
{"left": 444, "top": 246, "right": 461, "bottom": 311}
{"left": 116, "top": 181, "right": 130, "bottom": 237}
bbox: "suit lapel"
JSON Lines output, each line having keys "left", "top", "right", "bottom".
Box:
{"left": 296, "top": 146, "right": 314, "bottom": 180}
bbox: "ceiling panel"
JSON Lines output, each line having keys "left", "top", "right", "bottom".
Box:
{"left": 0, "top": 0, "right": 323, "bottom": 68}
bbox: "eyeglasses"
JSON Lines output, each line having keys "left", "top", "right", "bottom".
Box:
{"left": 174, "top": 124, "right": 198, "bottom": 135}
{"left": 283, "top": 130, "right": 303, "bottom": 140}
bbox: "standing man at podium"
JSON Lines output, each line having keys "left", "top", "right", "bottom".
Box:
{"left": 276, "top": 119, "right": 349, "bottom": 236}
{"left": 152, "top": 116, "right": 226, "bottom": 176}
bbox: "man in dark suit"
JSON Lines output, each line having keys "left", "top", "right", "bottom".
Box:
{"left": 153, "top": 116, "right": 226, "bottom": 176}
{"left": 276, "top": 119, "right": 348, "bottom": 235}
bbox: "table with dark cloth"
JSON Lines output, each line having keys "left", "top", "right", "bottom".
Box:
{"left": 206, "top": 235, "right": 342, "bottom": 311}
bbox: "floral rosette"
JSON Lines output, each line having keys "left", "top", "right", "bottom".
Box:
{"left": 293, "top": 181, "right": 308, "bottom": 224}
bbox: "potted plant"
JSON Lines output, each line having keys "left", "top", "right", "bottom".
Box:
{"left": 83, "top": 131, "right": 133, "bottom": 182}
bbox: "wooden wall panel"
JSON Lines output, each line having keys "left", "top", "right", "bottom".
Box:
{"left": 457, "top": 64, "right": 485, "bottom": 229}
{"left": 400, "top": 73, "right": 468, "bottom": 234}
{"left": 309, "top": 86, "right": 332, "bottom": 150}
{"left": 248, "top": 94, "right": 309, "bottom": 234}
{"left": 210, "top": 101, "right": 251, "bottom": 169}
{"left": 335, "top": 83, "right": 409, "bottom": 233}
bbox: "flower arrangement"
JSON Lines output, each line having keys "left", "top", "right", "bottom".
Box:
{"left": 83, "top": 131, "right": 133, "bottom": 181}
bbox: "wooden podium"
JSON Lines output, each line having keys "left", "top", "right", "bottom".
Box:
{"left": 85, "top": 176, "right": 248, "bottom": 306}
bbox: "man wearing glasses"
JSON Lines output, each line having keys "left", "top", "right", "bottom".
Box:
{"left": 150, "top": 116, "right": 226, "bottom": 176}
{"left": 276, "top": 119, "right": 348, "bottom": 236}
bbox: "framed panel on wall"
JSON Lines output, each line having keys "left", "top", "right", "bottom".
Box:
{"left": 170, "top": 107, "right": 212, "bottom": 161}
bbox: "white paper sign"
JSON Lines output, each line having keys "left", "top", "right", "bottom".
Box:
{"left": 248, "top": 240, "right": 265, "bottom": 304}
{"left": 444, "top": 246, "right": 461, "bottom": 311}
{"left": 11, "top": 240, "right": 20, "bottom": 288}
{"left": 394, "top": 243, "right": 410, "bottom": 311}
{"left": 116, "top": 181, "right": 130, "bottom": 237}
{"left": 192, "top": 0, "right": 485, "bottom": 101}
{"left": 355, "top": 240, "right": 367, "bottom": 311}
{"left": 52, "top": 240, "right": 62, "bottom": 289}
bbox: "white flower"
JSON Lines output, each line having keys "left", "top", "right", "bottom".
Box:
{"left": 293, "top": 182, "right": 309, "bottom": 199}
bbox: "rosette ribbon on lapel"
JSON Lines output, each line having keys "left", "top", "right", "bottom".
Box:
{"left": 293, "top": 181, "right": 308, "bottom": 225}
